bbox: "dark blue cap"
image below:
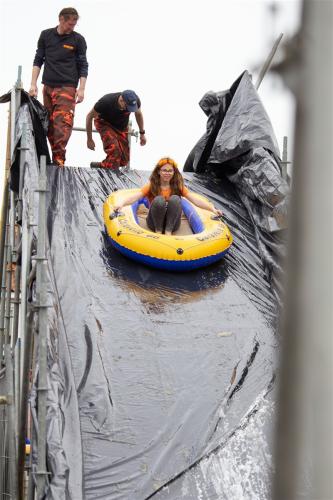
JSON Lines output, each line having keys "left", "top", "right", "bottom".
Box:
{"left": 122, "top": 89, "right": 139, "bottom": 112}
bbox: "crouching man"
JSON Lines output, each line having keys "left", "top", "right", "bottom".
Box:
{"left": 86, "top": 90, "right": 147, "bottom": 169}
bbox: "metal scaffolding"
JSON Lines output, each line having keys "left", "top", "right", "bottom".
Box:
{"left": 0, "top": 67, "right": 49, "bottom": 500}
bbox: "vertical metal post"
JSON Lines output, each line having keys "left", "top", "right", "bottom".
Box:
{"left": 36, "top": 156, "right": 49, "bottom": 498}
{"left": 10, "top": 67, "right": 23, "bottom": 336}
{"left": 0, "top": 395, "right": 5, "bottom": 498}
{"left": 127, "top": 120, "right": 133, "bottom": 171}
{"left": 0, "top": 102, "right": 12, "bottom": 362}
{"left": 126, "top": 121, "right": 138, "bottom": 171}
{"left": 18, "top": 212, "right": 35, "bottom": 499}
{"left": 273, "top": 1, "right": 333, "bottom": 499}
{"left": 10, "top": 84, "right": 17, "bottom": 162}
{"left": 4, "top": 212, "right": 12, "bottom": 347}
{"left": 0, "top": 109, "right": 11, "bottom": 293}
{"left": 0, "top": 67, "right": 18, "bottom": 352}
{"left": 5, "top": 344, "right": 17, "bottom": 498}
{"left": 281, "top": 136, "right": 288, "bottom": 181}
{"left": 12, "top": 123, "right": 27, "bottom": 349}
{"left": 17, "top": 122, "right": 28, "bottom": 223}
{"left": 5, "top": 66, "right": 23, "bottom": 348}
{"left": 14, "top": 338, "right": 21, "bottom": 439}
{"left": 17, "top": 310, "right": 34, "bottom": 500}
{"left": 17, "top": 187, "right": 36, "bottom": 499}
{"left": 1, "top": 399, "right": 9, "bottom": 497}
{"left": 16, "top": 65, "right": 22, "bottom": 90}
{"left": 11, "top": 259, "right": 21, "bottom": 349}
{"left": 27, "top": 424, "right": 36, "bottom": 500}
{"left": 19, "top": 190, "right": 36, "bottom": 354}
{"left": 10, "top": 65, "right": 22, "bottom": 161}
{"left": 0, "top": 66, "right": 23, "bottom": 500}
{"left": 0, "top": 221, "right": 9, "bottom": 365}
{"left": 0, "top": 181, "right": 9, "bottom": 308}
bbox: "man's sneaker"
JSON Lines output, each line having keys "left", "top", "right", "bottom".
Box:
{"left": 90, "top": 162, "right": 102, "bottom": 168}
{"left": 52, "top": 159, "right": 65, "bottom": 167}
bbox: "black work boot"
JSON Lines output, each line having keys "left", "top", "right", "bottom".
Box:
{"left": 90, "top": 162, "right": 102, "bottom": 168}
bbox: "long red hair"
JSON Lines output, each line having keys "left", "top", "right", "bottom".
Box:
{"left": 149, "top": 157, "right": 184, "bottom": 197}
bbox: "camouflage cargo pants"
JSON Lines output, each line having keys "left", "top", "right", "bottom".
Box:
{"left": 94, "top": 117, "right": 129, "bottom": 169}
{"left": 43, "top": 85, "right": 76, "bottom": 166}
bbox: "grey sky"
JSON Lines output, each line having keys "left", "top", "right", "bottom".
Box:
{"left": 0, "top": 0, "right": 301, "bottom": 181}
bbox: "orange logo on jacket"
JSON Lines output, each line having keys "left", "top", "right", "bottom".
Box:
{"left": 63, "top": 44, "right": 74, "bottom": 50}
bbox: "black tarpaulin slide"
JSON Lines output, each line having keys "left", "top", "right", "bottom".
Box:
{"left": 13, "top": 68, "right": 286, "bottom": 497}
{"left": 25, "top": 165, "right": 277, "bottom": 500}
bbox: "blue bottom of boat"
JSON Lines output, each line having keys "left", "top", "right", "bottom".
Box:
{"left": 107, "top": 235, "right": 229, "bottom": 272}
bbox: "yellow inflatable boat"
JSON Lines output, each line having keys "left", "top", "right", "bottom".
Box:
{"left": 103, "top": 189, "right": 233, "bottom": 271}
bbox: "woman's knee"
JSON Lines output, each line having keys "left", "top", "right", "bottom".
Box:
{"left": 167, "top": 195, "right": 182, "bottom": 213}
{"left": 151, "top": 196, "right": 165, "bottom": 209}
{"left": 147, "top": 196, "right": 165, "bottom": 232}
{"left": 168, "top": 195, "right": 181, "bottom": 205}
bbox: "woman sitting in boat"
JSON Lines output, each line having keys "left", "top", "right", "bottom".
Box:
{"left": 113, "top": 157, "right": 223, "bottom": 235}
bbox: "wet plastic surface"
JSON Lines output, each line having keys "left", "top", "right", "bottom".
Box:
{"left": 39, "top": 166, "right": 277, "bottom": 499}
{"left": 15, "top": 95, "right": 282, "bottom": 498}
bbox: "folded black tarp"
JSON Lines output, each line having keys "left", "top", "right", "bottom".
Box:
{"left": 184, "top": 71, "right": 289, "bottom": 302}
{"left": 0, "top": 89, "right": 50, "bottom": 192}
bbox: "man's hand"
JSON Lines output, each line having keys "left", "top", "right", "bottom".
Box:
{"left": 29, "top": 85, "right": 38, "bottom": 97}
{"left": 87, "top": 138, "right": 95, "bottom": 150}
{"left": 76, "top": 88, "right": 85, "bottom": 103}
{"left": 140, "top": 134, "right": 147, "bottom": 146}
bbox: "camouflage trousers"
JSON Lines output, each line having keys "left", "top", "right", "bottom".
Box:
{"left": 94, "top": 117, "right": 129, "bottom": 169}
{"left": 43, "top": 85, "right": 76, "bottom": 166}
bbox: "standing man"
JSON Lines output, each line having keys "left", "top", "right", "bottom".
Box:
{"left": 86, "top": 90, "right": 147, "bottom": 169}
{"left": 29, "top": 7, "right": 88, "bottom": 167}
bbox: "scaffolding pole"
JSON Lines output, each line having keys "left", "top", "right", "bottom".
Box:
{"left": 18, "top": 199, "right": 35, "bottom": 499}
{"left": 0, "top": 109, "right": 11, "bottom": 295}
{"left": 0, "top": 213, "right": 9, "bottom": 366}
{"left": 280, "top": 136, "right": 290, "bottom": 181}
{"left": 0, "top": 366, "right": 7, "bottom": 499}
{"left": 18, "top": 310, "right": 34, "bottom": 500}
{"left": 5, "top": 343, "right": 18, "bottom": 498}
{"left": 35, "top": 156, "right": 49, "bottom": 498}
{"left": 255, "top": 33, "right": 284, "bottom": 90}
{"left": 12, "top": 121, "right": 27, "bottom": 355}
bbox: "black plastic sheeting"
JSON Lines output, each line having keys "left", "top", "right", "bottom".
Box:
{"left": 0, "top": 89, "right": 50, "bottom": 192}
{"left": 38, "top": 167, "right": 277, "bottom": 500}
{"left": 184, "top": 71, "right": 289, "bottom": 302}
{"left": 13, "top": 76, "right": 285, "bottom": 498}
